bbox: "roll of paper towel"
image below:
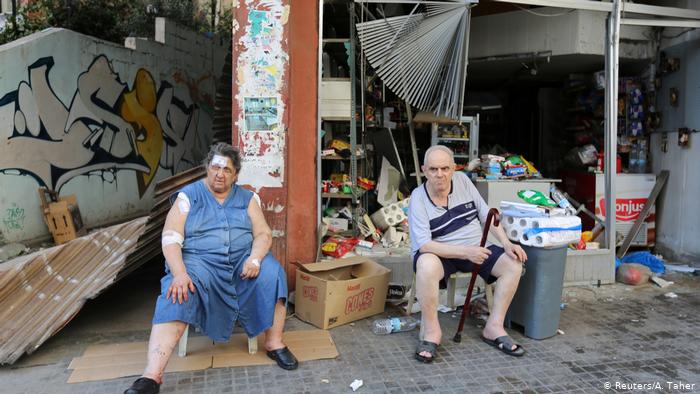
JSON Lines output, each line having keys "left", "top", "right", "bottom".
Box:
{"left": 502, "top": 215, "right": 581, "bottom": 246}
{"left": 518, "top": 216, "right": 581, "bottom": 231}
{"left": 502, "top": 216, "right": 523, "bottom": 242}
{"left": 521, "top": 230, "right": 580, "bottom": 247}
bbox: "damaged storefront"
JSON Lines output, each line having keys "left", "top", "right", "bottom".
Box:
{"left": 314, "top": 0, "right": 700, "bottom": 323}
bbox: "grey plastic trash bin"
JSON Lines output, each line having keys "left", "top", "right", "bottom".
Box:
{"left": 505, "top": 245, "right": 567, "bottom": 340}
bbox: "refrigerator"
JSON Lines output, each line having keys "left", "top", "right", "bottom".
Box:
{"left": 561, "top": 172, "right": 655, "bottom": 247}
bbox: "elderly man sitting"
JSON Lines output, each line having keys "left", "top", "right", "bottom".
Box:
{"left": 124, "top": 143, "right": 296, "bottom": 394}
{"left": 408, "top": 145, "right": 528, "bottom": 363}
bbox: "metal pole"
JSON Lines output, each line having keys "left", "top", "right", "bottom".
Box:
{"left": 405, "top": 102, "right": 422, "bottom": 186}
{"left": 316, "top": 0, "right": 324, "bottom": 234}
{"left": 11, "top": 0, "right": 17, "bottom": 38}
{"left": 350, "top": 2, "right": 357, "bottom": 190}
{"left": 457, "top": 6, "right": 472, "bottom": 123}
{"left": 604, "top": 0, "right": 621, "bottom": 257}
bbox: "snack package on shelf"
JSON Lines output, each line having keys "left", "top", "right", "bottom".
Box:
{"left": 321, "top": 236, "right": 360, "bottom": 258}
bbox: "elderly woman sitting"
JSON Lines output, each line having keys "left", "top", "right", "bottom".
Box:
{"left": 125, "top": 143, "right": 296, "bottom": 394}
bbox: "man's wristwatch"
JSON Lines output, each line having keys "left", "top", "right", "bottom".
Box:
{"left": 251, "top": 258, "right": 260, "bottom": 268}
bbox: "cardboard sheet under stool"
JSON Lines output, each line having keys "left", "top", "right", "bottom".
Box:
{"left": 67, "top": 330, "right": 338, "bottom": 383}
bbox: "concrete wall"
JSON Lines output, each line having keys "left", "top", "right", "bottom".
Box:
{"left": 650, "top": 29, "right": 700, "bottom": 263}
{"left": 0, "top": 18, "right": 226, "bottom": 244}
{"left": 469, "top": 8, "right": 652, "bottom": 60}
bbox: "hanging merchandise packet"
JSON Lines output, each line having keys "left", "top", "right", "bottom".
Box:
{"left": 517, "top": 189, "right": 557, "bottom": 207}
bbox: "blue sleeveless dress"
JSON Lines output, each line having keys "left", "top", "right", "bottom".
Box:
{"left": 152, "top": 180, "right": 288, "bottom": 341}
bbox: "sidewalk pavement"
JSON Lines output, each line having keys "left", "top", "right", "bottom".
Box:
{"left": 1, "top": 265, "right": 698, "bottom": 394}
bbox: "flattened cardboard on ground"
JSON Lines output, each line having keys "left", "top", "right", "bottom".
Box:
{"left": 67, "top": 329, "right": 338, "bottom": 383}
{"left": 295, "top": 257, "right": 390, "bottom": 329}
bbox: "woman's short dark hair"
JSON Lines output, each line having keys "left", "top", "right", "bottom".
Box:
{"left": 203, "top": 142, "right": 241, "bottom": 173}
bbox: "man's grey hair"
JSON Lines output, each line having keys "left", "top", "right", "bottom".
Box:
{"left": 203, "top": 142, "right": 242, "bottom": 173}
{"left": 423, "top": 145, "right": 455, "bottom": 166}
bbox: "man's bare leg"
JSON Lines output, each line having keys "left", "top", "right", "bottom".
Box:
{"left": 415, "top": 253, "right": 444, "bottom": 359}
{"left": 264, "top": 299, "right": 287, "bottom": 351}
{"left": 142, "top": 321, "right": 188, "bottom": 384}
{"left": 482, "top": 254, "right": 522, "bottom": 350}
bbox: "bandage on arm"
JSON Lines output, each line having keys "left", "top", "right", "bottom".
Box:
{"left": 176, "top": 192, "right": 191, "bottom": 214}
{"left": 162, "top": 195, "right": 189, "bottom": 276}
{"left": 252, "top": 192, "right": 261, "bottom": 207}
{"left": 162, "top": 229, "right": 184, "bottom": 247}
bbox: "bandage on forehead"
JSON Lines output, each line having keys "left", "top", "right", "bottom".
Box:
{"left": 211, "top": 154, "right": 230, "bottom": 168}
{"left": 176, "top": 192, "right": 190, "bottom": 213}
{"left": 162, "top": 229, "right": 184, "bottom": 247}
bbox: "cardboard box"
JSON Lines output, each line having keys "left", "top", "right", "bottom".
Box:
{"left": 295, "top": 257, "right": 390, "bottom": 329}
{"left": 38, "top": 189, "right": 86, "bottom": 245}
{"left": 326, "top": 218, "right": 349, "bottom": 232}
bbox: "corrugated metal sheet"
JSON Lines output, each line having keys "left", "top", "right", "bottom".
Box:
{"left": 356, "top": 2, "right": 474, "bottom": 120}
{"left": 0, "top": 217, "right": 148, "bottom": 364}
{"left": 0, "top": 165, "right": 206, "bottom": 365}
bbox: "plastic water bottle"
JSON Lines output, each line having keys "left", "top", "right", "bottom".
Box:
{"left": 629, "top": 144, "right": 639, "bottom": 173}
{"left": 550, "top": 186, "right": 576, "bottom": 216}
{"left": 637, "top": 140, "right": 648, "bottom": 173}
{"left": 371, "top": 316, "right": 419, "bottom": 335}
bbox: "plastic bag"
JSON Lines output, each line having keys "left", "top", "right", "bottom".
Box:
{"left": 616, "top": 263, "right": 652, "bottom": 285}
{"left": 517, "top": 189, "right": 557, "bottom": 207}
{"left": 321, "top": 236, "right": 359, "bottom": 258}
{"left": 620, "top": 251, "right": 665, "bottom": 274}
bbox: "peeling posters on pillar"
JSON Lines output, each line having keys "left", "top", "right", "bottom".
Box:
{"left": 236, "top": 3, "right": 289, "bottom": 188}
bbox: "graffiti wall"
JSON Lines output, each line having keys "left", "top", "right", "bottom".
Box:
{"left": 0, "top": 19, "right": 227, "bottom": 243}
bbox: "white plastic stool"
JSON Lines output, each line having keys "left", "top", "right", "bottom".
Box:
{"left": 177, "top": 325, "right": 257, "bottom": 357}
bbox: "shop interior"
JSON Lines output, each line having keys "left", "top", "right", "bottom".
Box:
{"left": 317, "top": 2, "right": 665, "bottom": 286}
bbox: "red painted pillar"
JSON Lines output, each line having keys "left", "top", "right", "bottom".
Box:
{"left": 286, "top": 2, "right": 319, "bottom": 288}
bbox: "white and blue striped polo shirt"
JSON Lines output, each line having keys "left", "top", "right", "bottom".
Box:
{"left": 408, "top": 172, "right": 489, "bottom": 258}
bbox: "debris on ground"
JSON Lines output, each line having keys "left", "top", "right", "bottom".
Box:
{"left": 437, "top": 304, "right": 452, "bottom": 313}
{"left": 650, "top": 276, "right": 673, "bottom": 288}
{"left": 664, "top": 292, "right": 678, "bottom": 298}
{"left": 321, "top": 379, "right": 330, "bottom": 384}
{"left": 557, "top": 329, "right": 565, "bottom": 335}
{"left": 666, "top": 264, "right": 698, "bottom": 274}
{"left": 349, "top": 379, "right": 363, "bottom": 392}
{"left": 469, "top": 297, "right": 490, "bottom": 321}
{"left": 616, "top": 263, "right": 652, "bottom": 285}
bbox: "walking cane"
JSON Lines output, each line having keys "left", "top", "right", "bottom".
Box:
{"left": 454, "top": 208, "right": 500, "bottom": 343}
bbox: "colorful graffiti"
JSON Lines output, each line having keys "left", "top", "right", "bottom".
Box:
{"left": 0, "top": 55, "right": 204, "bottom": 197}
